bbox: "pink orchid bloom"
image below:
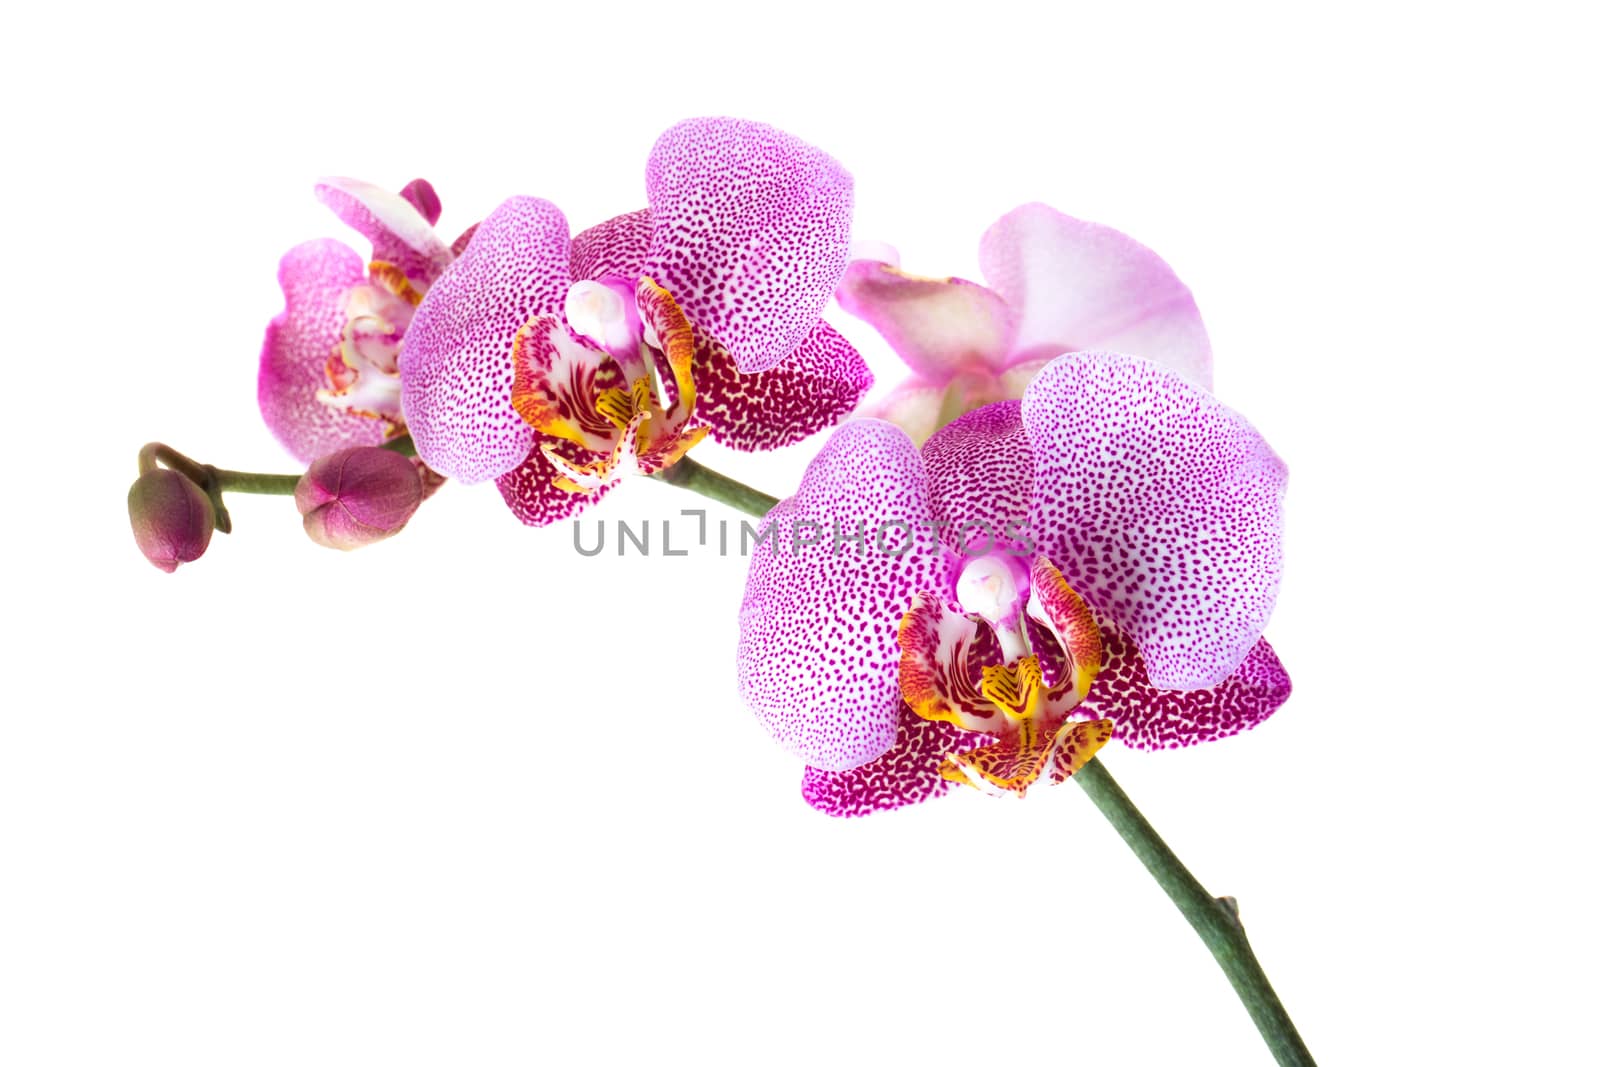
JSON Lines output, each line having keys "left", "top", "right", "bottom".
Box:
{"left": 837, "top": 203, "right": 1212, "bottom": 444}
{"left": 738, "top": 352, "right": 1289, "bottom": 816}
{"left": 259, "top": 177, "right": 462, "bottom": 463}
{"left": 398, "top": 117, "right": 872, "bottom": 526}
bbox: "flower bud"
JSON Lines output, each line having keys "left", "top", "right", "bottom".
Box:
{"left": 295, "top": 447, "right": 423, "bottom": 550}
{"left": 127, "top": 469, "right": 216, "bottom": 572}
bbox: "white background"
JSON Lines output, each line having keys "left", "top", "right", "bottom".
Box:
{"left": 2, "top": 2, "right": 1594, "bottom": 1064}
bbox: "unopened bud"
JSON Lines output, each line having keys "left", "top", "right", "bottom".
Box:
{"left": 295, "top": 447, "right": 423, "bottom": 550}
{"left": 128, "top": 469, "right": 216, "bottom": 573}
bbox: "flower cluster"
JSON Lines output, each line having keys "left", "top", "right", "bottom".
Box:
{"left": 136, "top": 115, "right": 1293, "bottom": 821}
{"left": 124, "top": 119, "right": 1309, "bottom": 1059}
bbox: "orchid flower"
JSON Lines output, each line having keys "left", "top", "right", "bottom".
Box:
{"left": 738, "top": 351, "right": 1289, "bottom": 816}
{"left": 259, "top": 177, "right": 463, "bottom": 463}
{"left": 399, "top": 117, "right": 872, "bottom": 526}
{"left": 837, "top": 203, "right": 1211, "bottom": 444}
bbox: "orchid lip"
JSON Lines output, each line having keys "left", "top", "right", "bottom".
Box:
{"left": 510, "top": 278, "right": 708, "bottom": 496}
{"left": 897, "top": 555, "right": 1110, "bottom": 796}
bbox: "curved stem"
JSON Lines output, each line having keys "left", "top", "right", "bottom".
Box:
{"left": 138, "top": 442, "right": 211, "bottom": 483}
{"left": 653, "top": 455, "right": 780, "bottom": 517}
{"left": 136, "top": 441, "right": 315, "bottom": 535}
{"left": 1074, "top": 757, "right": 1316, "bottom": 1066}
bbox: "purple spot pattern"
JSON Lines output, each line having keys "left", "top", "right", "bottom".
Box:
{"left": 314, "top": 178, "right": 452, "bottom": 288}
{"left": 645, "top": 117, "right": 853, "bottom": 374}
{"left": 801, "top": 715, "right": 988, "bottom": 818}
{"left": 1022, "top": 352, "right": 1286, "bottom": 690}
{"left": 494, "top": 438, "right": 613, "bottom": 527}
{"left": 738, "top": 421, "right": 954, "bottom": 771}
{"left": 922, "top": 400, "right": 1034, "bottom": 554}
{"left": 399, "top": 197, "right": 572, "bottom": 485}
{"left": 571, "top": 208, "right": 652, "bottom": 282}
{"left": 258, "top": 239, "right": 388, "bottom": 463}
{"left": 691, "top": 321, "right": 872, "bottom": 451}
{"left": 1083, "top": 626, "right": 1291, "bottom": 749}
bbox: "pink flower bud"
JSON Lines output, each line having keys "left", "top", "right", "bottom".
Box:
{"left": 127, "top": 469, "right": 216, "bottom": 573}
{"left": 295, "top": 447, "right": 423, "bottom": 550}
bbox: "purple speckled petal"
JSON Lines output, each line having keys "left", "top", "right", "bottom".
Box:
{"left": 739, "top": 420, "right": 953, "bottom": 771}
{"left": 692, "top": 321, "right": 872, "bottom": 451}
{"left": 980, "top": 204, "right": 1212, "bottom": 390}
{"left": 801, "top": 714, "right": 989, "bottom": 817}
{"left": 494, "top": 438, "right": 612, "bottom": 526}
{"left": 645, "top": 117, "right": 853, "bottom": 374}
{"left": 399, "top": 197, "right": 572, "bottom": 485}
{"left": 399, "top": 179, "right": 442, "bottom": 226}
{"left": 1023, "top": 352, "right": 1286, "bottom": 690}
{"left": 1084, "top": 626, "right": 1291, "bottom": 748}
{"left": 258, "top": 239, "right": 387, "bottom": 463}
{"left": 315, "top": 177, "right": 453, "bottom": 287}
{"left": 835, "top": 261, "right": 1016, "bottom": 381}
{"left": 571, "top": 208, "right": 652, "bottom": 282}
{"left": 922, "top": 400, "right": 1035, "bottom": 556}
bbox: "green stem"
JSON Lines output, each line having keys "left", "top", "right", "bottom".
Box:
{"left": 1074, "top": 757, "right": 1316, "bottom": 1065}
{"left": 138, "top": 442, "right": 210, "bottom": 483}
{"left": 209, "top": 469, "right": 300, "bottom": 495}
{"left": 653, "top": 455, "right": 780, "bottom": 517}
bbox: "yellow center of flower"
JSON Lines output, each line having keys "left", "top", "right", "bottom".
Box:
{"left": 510, "top": 278, "right": 707, "bottom": 494}
{"left": 898, "top": 555, "right": 1113, "bottom": 797}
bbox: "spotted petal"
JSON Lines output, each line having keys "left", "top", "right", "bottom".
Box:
{"left": 400, "top": 197, "right": 572, "bottom": 485}
{"left": 571, "top": 208, "right": 652, "bottom": 282}
{"left": 645, "top": 117, "right": 853, "bottom": 374}
{"left": 739, "top": 421, "right": 952, "bottom": 771}
{"left": 1023, "top": 352, "right": 1286, "bottom": 689}
{"left": 258, "top": 239, "right": 387, "bottom": 463}
{"left": 801, "top": 715, "right": 988, "bottom": 818}
{"left": 980, "top": 204, "right": 1212, "bottom": 390}
{"left": 494, "top": 438, "right": 613, "bottom": 527}
{"left": 691, "top": 322, "right": 872, "bottom": 451}
{"left": 922, "top": 400, "right": 1035, "bottom": 556}
{"left": 315, "top": 177, "right": 453, "bottom": 288}
{"left": 1081, "top": 626, "right": 1291, "bottom": 748}
{"left": 835, "top": 261, "right": 1016, "bottom": 380}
